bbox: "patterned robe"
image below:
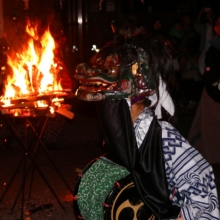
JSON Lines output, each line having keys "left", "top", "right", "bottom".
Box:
{"left": 135, "top": 108, "right": 220, "bottom": 219}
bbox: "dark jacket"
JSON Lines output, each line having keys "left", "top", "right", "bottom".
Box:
{"left": 203, "top": 36, "right": 220, "bottom": 102}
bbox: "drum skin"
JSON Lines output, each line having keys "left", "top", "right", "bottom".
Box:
{"left": 104, "top": 175, "right": 156, "bottom": 220}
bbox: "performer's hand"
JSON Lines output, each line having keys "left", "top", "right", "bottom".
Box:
{"left": 176, "top": 212, "right": 183, "bottom": 220}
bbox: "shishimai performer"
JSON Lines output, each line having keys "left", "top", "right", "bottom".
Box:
{"left": 73, "top": 30, "right": 220, "bottom": 220}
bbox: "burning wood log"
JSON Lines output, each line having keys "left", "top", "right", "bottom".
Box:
{"left": 55, "top": 106, "right": 74, "bottom": 119}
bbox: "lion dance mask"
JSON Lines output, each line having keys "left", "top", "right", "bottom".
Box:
{"left": 74, "top": 34, "right": 175, "bottom": 118}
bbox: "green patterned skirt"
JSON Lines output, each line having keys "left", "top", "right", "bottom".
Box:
{"left": 76, "top": 157, "right": 130, "bottom": 220}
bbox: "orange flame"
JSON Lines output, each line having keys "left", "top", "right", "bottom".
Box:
{"left": 2, "top": 20, "right": 63, "bottom": 104}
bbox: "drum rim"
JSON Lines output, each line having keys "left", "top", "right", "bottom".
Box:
{"left": 73, "top": 158, "right": 99, "bottom": 219}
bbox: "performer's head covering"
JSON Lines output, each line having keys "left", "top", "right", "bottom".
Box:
{"left": 75, "top": 25, "right": 175, "bottom": 118}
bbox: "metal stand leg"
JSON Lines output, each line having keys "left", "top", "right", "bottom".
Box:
{"left": 21, "top": 149, "right": 27, "bottom": 219}
{"left": 28, "top": 164, "right": 35, "bottom": 199}
{"left": 0, "top": 115, "right": 72, "bottom": 219}
{"left": 0, "top": 157, "right": 24, "bottom": 203}
{"left": 27, "top": 118, "right": 73, "bottom": 194}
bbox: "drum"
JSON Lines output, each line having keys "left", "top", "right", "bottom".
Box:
{"left": 73, "top": 157, "right": 157, "bottom": 220}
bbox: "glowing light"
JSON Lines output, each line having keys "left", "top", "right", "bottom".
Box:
{"left": 78, "top": 17, "right": 83, "bottom": 25}
{"left": 91, "top": 45, "right": 99, "bottom": 52}
{"left": 72, "top": 45, "right": 78, "bottom": 52}
{"left": 49, "top": 106, "right": 55, "bottom": 114}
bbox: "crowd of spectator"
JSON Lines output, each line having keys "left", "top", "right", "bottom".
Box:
{"left": 119, "top": 8, "right": 220, "bottom": 164}
{"left": 119, "top": 7, "right": 217, "bottom": 111}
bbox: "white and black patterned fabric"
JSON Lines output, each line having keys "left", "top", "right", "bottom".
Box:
{"left": 132, "top": 104, "right": 219, "bottom": 219}
{"left": 161, "top": 122, "right": 219, "bottom": 220}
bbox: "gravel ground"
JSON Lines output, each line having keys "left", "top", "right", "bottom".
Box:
{"left": 0, "top": 143, "right": 103, "bottom": 220}
{"left": 0, "top": 103, "right": 104, "bottom": 220}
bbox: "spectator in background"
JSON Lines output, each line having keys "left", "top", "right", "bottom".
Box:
{"left": 148, "top": 17, "right": 165, "bottom": 37}
{"left": 181, "top": 12, "right": 200, "bottom": 55}
{"left": 178, "top": 50, "right": 203, "bottom": 107}
{"left": 177, "top": 12, "right": 203, "bottom": 107}
{"left": 194, "top": 7, "right": 215, "bottom": 53}
{"left": 169, "top": 19, "right": 184, "bottom": 46}
{"left": 188, "top": 15, "right": 220, "bottom": 164}
{"left": 119, "top": 15, "right": 145, "bottom": 37}
{"left": 169, "top": 19, "right": 183, "bottom": 86}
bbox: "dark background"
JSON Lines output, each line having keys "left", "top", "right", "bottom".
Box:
{"left": 0, "top": 2, "right": 220, "bottom": 219}
{"left": 2, "top": 0, "right": 220, "bottom": 77}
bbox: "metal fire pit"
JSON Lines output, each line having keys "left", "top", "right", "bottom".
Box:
{"left": 0, "top": 91, "right": 75, "bottom": 119}
{"left": 0, "top": 90, "right": 75, "bottom": 219}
